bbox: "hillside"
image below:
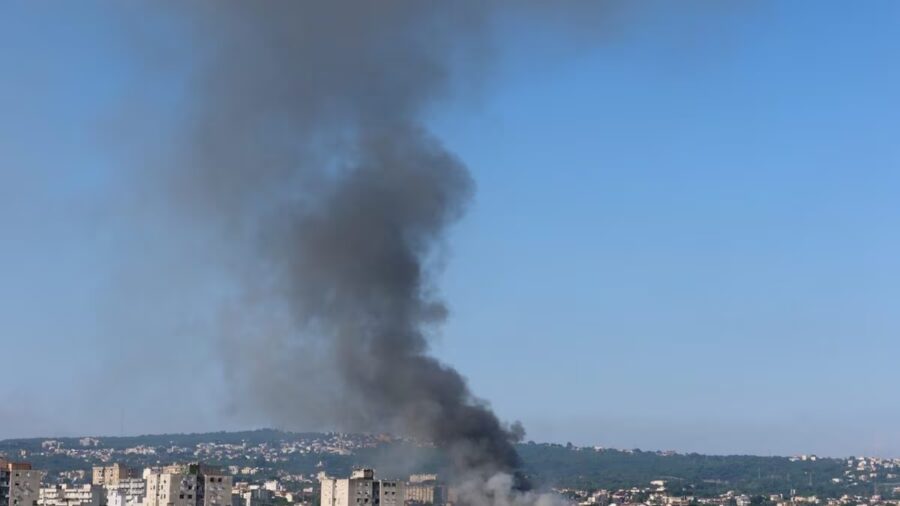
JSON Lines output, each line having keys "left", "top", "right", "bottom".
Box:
{"left": 0, "top": 430, "right": 884, "bottom": 498}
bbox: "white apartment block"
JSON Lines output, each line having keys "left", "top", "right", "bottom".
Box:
{"left": 106, "top": 478, "right": 146, "bottom": 506}
{"left": 1, "top": 461, "right": 42, "bottom": 506}
{"left": 38, "top": 485, "right": 102, "bottom": 506}
{"left": 320, "top": 469, "right": 404, "bottom": 506}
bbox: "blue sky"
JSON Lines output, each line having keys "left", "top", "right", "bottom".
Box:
{"left": 2, "top": 2, "right": 900, "bottom": 456}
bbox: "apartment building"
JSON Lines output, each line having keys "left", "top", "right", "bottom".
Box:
{"left": 320, "top": 469, "right": 405, "bottom": 506}
{"left": 406, "top": 475, "right": 445, "bottom": 506}
{"left": 1, "top": 460, "right": 42, "bottom": 506}
{"left": 144, "top": 464, "right": 231, "bottom": 506}
{"left": 38, "top": 485, "right": 102, "bottom": 506}
{"left": 93, "top": 465, "right": 139, "bottom": 487}
{"left": 106, "top": 478, "right": 146, "bottom": 506}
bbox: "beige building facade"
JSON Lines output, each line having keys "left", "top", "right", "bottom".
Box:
{"left": 93, "top": 465, "right": 139, "bottom": 487}
{"left": 145, "top": 470, "right": 196, "bottom": 506}
{"left": 405, "top": 475, "right": 445, "bottom": 506}
{"left": 144, "top": 464, "right": 231, "bottom": 506}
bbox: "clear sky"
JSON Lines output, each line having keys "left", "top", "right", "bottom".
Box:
{"left": 2, "top": 2, "right": 899, "bottom": 457}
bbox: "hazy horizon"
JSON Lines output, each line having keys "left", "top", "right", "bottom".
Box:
{"left": 0, "top": 426, "right": 875, "bottom": 460}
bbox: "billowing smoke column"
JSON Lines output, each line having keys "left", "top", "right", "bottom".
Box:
{"left": 168, "top": 1, "right": 525, "bottom": 480}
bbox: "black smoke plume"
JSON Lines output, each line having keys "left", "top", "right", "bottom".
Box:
{"left": 163, "top": 1, "right": 524, "bottom": 478}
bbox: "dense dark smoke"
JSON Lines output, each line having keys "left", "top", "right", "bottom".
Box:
{"left": 164, "top": 2, "right": 523, "bottom": 478}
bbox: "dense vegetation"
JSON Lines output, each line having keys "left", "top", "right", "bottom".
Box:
{"left": 516, "top": 443, "right": 860, "bottom": 497}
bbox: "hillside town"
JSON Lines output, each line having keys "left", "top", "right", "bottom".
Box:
{"left": 29, "top": 433, "right": 393, "bottom": 472}
{"left": 6, "top": 433, "right": 900, "bottom": 506}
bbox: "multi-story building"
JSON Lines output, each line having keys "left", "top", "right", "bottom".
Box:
{"left": 1, "top": 460, "right": 42, "bottom": 506}
{"left": 37, "top": 485, "right": 102, "bottom": 506}
{"left": 144, "top": 470, "right": 193, "bottom": 506}
{"left": 320, "top": 469, "right": 405, "bottom": 506}
{"left": 106, "top": 479, "right": 146, "bottom": 506}
{"left": 93, "top": 465, "right": 139, "bottom": 487}
{"left": 197, "top": 469, "right": 230, "bottom": 506}
{"left": 406, "top": 475, "right": 445, "bottom": 506}
{"left": 144, "top": 465, "right": 231, "bottom": 506}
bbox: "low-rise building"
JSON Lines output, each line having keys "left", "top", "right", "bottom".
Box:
{"left": 233, "top": 489, "right": 275, "bottom": 506}
{"left": 38, "top": 485, "right": 102, "bottom": 506}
